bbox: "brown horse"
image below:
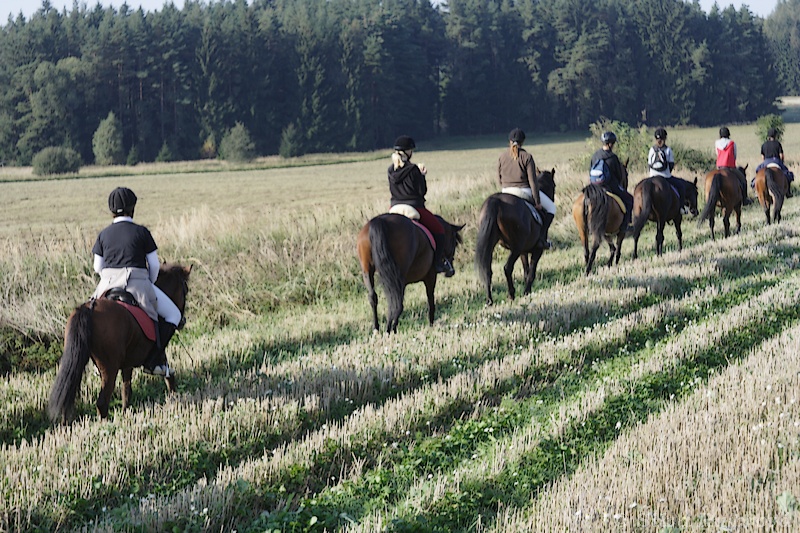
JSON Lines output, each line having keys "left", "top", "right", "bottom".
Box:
{"left": 631, "top": 176, "right": 699, "bottom": 258}
{"left": 48, "top": 263, "right": 191, "bottom": 422}
{"left": 697, "top": 166, "right": 748, "bottom": 239}
{"left": 357, "top": 214, "right": 463, "bottom": 333}
{"left": 572, "top": 160, "right": 630, "bottom": 275}
{"left": 474, "top": 169, "right": 556, "bottom": 305}
{"left": 754, "top": 166, "right": 788, "bottom": 224}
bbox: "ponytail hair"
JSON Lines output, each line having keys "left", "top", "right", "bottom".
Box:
{"left": 392, "top": 151, "right": 409, "bottom": 170}
{"left": 510, "top": 140, "right": 520, "bottom": 160}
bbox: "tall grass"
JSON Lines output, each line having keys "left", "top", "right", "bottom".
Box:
{"left": 1, "top": 124, "right": 800, "bottom": 531}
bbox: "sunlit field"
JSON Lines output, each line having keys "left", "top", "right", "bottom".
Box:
{"left": 1, "top": 122, "right": 800, "bottom": 531}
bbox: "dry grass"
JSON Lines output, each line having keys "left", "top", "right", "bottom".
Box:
{"left": 2, "top": 124, "right": 800, "bottom": 531}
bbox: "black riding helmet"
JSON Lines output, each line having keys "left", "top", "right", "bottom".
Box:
{"left": 719, "top": 126, "right": 730, "bottom": 138}
{"left": 767, "top": 127, "right": 778, "bottom": 139}
{"left": 654, "top": 127, "right": 667, "bottom": 140}
{"left": 509, "top": 128, "right": 525, "bottom": 144}
{"left": 108, "top": 187, "right": 137, "bottom": 215}
{"left": 393, "top": 135, "right": 416, "bottom": 151}
{"left": 601, "top": 131, "right": 617, "bottom": 145}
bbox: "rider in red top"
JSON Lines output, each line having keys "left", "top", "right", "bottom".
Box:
{"left": 715, "top": 127, "right": 752, "bottom": 205}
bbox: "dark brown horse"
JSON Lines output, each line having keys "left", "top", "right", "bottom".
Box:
{"left": 631, "top": 176, "right": 699, "bottom": 258}
{"left": 357, "top": 214, "right": 463, "bottom": 333}
{"left": 697, "top": 166, "right": 747, "bottom": 239}
{"left": 474, "top": 169, "right": 556, "bottom": 305}
{"left": 48, "top": 263, "right": 191, "bottom": 422}
{"left": 572, "top": 160, "right": 630, "bottom": 275}
{"left": 754, "top": 166, "right": 789, "bottom": 224}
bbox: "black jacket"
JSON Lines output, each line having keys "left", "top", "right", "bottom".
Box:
{"left": 388, "top": 162, "right": 427, "bottom": 208}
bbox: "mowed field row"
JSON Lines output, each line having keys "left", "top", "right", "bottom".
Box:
{"left": 1, "top": 126, "right": 800, "bottom": 531}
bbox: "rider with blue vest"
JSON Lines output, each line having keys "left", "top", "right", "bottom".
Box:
{"left": 92, "top": 187, "right": 181, "bottom": 377}
{"left": 388, "top": 136, "right": 455, "bottom": 277}
{"left": 590, "top": 131, "right": 634, "bottom": 233}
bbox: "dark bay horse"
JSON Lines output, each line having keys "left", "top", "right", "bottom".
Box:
{"left": 474, "top": 169, "right": 556, "bottom": 305}
{"left": 697, "top": 166, "right": 748, "bottom": 239}
{"left": 631, "top": 176, "right": 699, "bottom": 258}
{"left": 754, "top": 166, "right": 788, "bottom": 224}
{"left": 357, "top": 214, "right": 463, "bottom": 333}
{"left": 48, "top": 263, "right": 191, "bottom": 422}
{"left": 572, "top": 160, "right": 630, "bottom": 275}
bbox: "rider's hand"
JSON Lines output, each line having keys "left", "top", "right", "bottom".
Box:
{"left": 418, "top": 163, "right": 427, "bottom": 175}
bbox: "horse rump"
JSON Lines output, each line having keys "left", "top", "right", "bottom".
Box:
{"left": 48, "top": 303, "right": 93, "bottom": 423}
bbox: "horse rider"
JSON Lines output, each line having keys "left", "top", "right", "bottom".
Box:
{"left": 92, "top": 187, "right": 182, "bottom": 377}
{"left": 755, "top": 127, "right": 794, "bottom": 197}
{"left": 648, "top": 127, "right": 685, "bottom": 202}
{"left": 590, "top": 131, "right": 634, "bottom": 233}
{"left": 497, "top": 127, "right": 555, "bottom": 249}
{"left": 715, "top": 126, "right": 752, "bottom": 205}
{"left": 388, "top": 135, "right": 455, "bottom": 277}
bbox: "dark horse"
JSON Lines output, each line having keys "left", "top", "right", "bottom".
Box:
{"left": 48, "top": 263, "right": 191, "bottom": 422}
{"left": 357, "top": 214, "right": 463, "bottom": 333}
{"left": 697, "top": 166, "right": 748, "bottom": 239}
{"left": 754, "top": 166, "right": 789, "bottom": 225}
{"left": 474, "top": 169, "right": 556, "bottom": 305}
{"left": 571, "top": 160, "right": 630, "bottom": 275}
{"left": 631, "top": 176, "right": 699, "bottom": 258}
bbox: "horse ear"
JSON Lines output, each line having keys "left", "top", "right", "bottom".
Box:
{"left": 694, "top": 177, "right": 698, "bottom": 185}
{"left": 184, "top": 264, "right": 193, "bottom": 276}
{"left": 743, "top": 164, "right": 749, "bottom": 171}
{"left": 455, "top": 223, "right": 465, "bottom": 232}
{"left": 550, "top": 167, "right": 555, "bottom": 177}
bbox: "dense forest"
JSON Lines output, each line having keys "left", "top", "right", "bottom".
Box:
{"left": 0, "top": 0, "right": 799, "bottom": 165}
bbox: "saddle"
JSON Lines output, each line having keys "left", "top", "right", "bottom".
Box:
{"left": 102, "top": 289, "right": 157, "bottom": 341}
{"left": 387, "top": 205, "right": 436, "bottom": 249}
{"left": 605, "top": 191, "right": 626, "bottom": 213}
{"left": 500, "top": 189, "right": 542, "bottom": 225}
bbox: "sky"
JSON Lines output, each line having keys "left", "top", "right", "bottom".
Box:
{"left": 2, "top": 0, "right": 782, "bottom": 23}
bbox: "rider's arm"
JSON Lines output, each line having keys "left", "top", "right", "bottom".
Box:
{"left": 146, "top": 250, "right": 160, "bottom": 283}
{"left": 525, "top": 156, "right": 542, "bottom": 208}
{"left": 93, "top": 254, "right": 104, "bottom": 275}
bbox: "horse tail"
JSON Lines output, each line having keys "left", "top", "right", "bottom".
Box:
{"left": 369, "top": 217, "right": 404, "bottom": 323}
{"left": 475, "top": 196, "right": 501, "bottom": 292}
{"left": 698, "top": 173, "right": 721, "bottom": 225}
{"left": 631, "top": 179, "right": 654, "bottom": 236}
{"left": 48, "top": 303, "right": 93, "bottom": 423}
{"left": 765, "top": 167, "right": 782, "bottom": 200}
{"left": 584, "top": 184, "right": 609, "bottom": 238}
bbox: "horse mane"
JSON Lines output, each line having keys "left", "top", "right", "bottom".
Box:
{"left": 159, "top": 262, "right": 191, "bottom": 279}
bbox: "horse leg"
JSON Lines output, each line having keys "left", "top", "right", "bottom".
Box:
{"left": 523, "top": 248, "right": 544, "bottom": 296}
{"left": 655, "top": 219, "right": 665, "bottom": 256}
{"left": 363, "top": 270, "right": 379, "bottom": 331}
{"left": 586, "top": 236, "right": 601, "bottom": 275}
{"left": 633, "top": 233, "right": 639, "bottom": 260}
{"left": 424, "top": 272, "right": 437, "bottom": 326}
{"left": 121, "top": 367, "right": 133, "bottom": 410}
{"left": 675, "top": 218, "right": 683, "bottom": 252}
{"left": 520, "top": 253, "right": 530, "bottom": 281}
{"left": 166, "top": 374, "right": 177, "bottom": 393}
{"left": 613, "top": 233, "right": 624, "bottom": 265}
{"left": 734, "top": 206, "right": 741, "bottom": 235}
{"left": 606, "top": 236, "right": 617, "bottom": 267}
{"left": 708, "top": 210, "right": 716, "bottom": 241}
{"left": 504, "top": 251, "right": 520, "bottom": 300}
{"left": 96, "top": 364, "right": 119, "bottom": 419}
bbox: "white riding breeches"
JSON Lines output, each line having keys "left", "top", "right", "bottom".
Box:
{"left": 502, "top": 187, "right": 557, "bottom": 215}
{"left": 154, "top": 285, "right": 182, "bottom": 326}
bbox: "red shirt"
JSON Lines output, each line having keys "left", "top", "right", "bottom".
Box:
{"left": 716, "top": 140, "right": 736, "bottom": 168}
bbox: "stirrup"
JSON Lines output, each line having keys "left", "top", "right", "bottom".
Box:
{"left": 142, "top": 364, "right": 173, "bottom": 378}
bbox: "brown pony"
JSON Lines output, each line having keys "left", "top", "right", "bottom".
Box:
{"left": 754, "top": 166, "right": 789, "bottom": 224}
{"left": 631, "top": 176, "right": 699, "bottom": 258}
{"left": 48, "top": 263, "right": 191, "bottom": 422}
{"left": 357, "top": 214, "right": 463, "bottom": 333}
{"left": 572, "top": 160, "right": 630, "bottom": 275}
{"left": 474, "top": 169, "right": 556, "bottom": 305}
{"left": 697, "top": 166, "right": 748, "bottom": 239}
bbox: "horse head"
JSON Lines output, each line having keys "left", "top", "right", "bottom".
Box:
{"left": 442, "top": 219, "right": 464, "bottom": 268}
{"left": 156, "top": 263, "right": 192, "bottom": 324}
{"left": 537, "top": 168, "right": 556, "bottom": 202}
{"left": 685, "top": 177, "right": 700, "bottom": 217}
{"left": 621, "top": 158, "right": 630, "bottom": 190}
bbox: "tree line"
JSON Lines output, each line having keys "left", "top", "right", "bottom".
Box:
{"left": 0, "top": 0, "right": 797, "bottom": 166}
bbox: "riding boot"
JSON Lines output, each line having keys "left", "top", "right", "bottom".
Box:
{"left": 433, "top": 234, "right": 455, "bottom": 277}
{"left": 538, "top": 212, "right": 554, "bottom": 250}
{"left": 143, "top": 317, "right": 177, "bottom": 377}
